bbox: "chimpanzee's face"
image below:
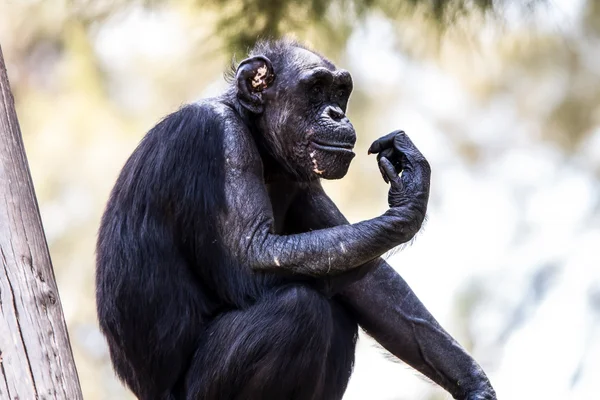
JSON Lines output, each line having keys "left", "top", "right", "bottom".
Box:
{"left": 259, "top": 48, "right": 356, "bottom": 180}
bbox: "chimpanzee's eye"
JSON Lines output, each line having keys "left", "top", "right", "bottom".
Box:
{"left": 336, "top": 85, "right": 349, "bottom": 99}
{"left": 311, "top": 84, "right": 324, "bottom": 96}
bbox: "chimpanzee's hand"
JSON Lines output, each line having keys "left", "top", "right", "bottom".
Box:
{"left": 368, "top": 130, "right": 431, "bottom": 209}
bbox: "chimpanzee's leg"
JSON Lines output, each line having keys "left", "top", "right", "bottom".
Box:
{"left": 182, "top": 284, "right": 356, "bottom": 400}
{"left": 319, "top": 300, "right": 359, "bottom": 400}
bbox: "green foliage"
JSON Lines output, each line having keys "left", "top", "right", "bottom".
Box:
{"left": 199, "top": 0, "right": 545, "bottom": 53}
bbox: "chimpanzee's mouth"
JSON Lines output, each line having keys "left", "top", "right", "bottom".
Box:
{"left": 310, "top": 140, "right": 354, "bottom": 154}
{"left": 308, "top": 140, "right": 356, "bottom": 178}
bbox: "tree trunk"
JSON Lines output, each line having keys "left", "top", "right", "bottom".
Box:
{"left": 0, "top": 44, "right": 83, "bottom": 399}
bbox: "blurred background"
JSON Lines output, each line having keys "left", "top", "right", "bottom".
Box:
{"left": 1, "top": 0, "right": 599, "bottom": 399}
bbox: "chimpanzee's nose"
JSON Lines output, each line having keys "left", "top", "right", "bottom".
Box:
{"left": 326, "top": 106, "right": 345, "bottom": 121}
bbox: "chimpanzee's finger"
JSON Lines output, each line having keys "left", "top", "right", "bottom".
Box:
{"left": 378, "top": 162, "right": 389, "bottom": 184}
{"left": 368, "top": 130, "right": 405, "bottom": 154}
{"left": 376, "top": 148, "right": 394, "bottom": 163}
{"left": 378, "top": 157, "right": 399, "bottom": 184}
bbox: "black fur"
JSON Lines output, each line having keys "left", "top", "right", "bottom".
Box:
{"left": 96, "top": 39, "right": 497, "bottom": 400}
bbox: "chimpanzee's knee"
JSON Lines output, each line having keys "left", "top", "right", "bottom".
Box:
{"left": 183, "top": 285, "right": 337, "bottom": 400}
{"left": 273, "top": 284, "right": 333, "bottom": 327}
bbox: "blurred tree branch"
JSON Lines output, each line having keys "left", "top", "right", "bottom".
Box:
{"left": 59, "top": 0, "right": 546, "bottom": 53}
{"left": 198, "top": 0, "right": 547, "bottom": 53}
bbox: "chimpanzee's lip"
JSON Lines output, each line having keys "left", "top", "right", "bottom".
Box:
{"left": 310, "top": 140, "right": 355, "bottom": 154}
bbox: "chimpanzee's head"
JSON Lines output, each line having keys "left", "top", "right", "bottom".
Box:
{"left": 234, "top": 39, "right": 356, "bottom": 180}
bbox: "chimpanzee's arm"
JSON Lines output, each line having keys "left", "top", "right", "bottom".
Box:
{"left": 285, "top": 181, "right": 497, "bottom": 400}
{"left": 219, "top": 114, "right": 430, "bottom": 277}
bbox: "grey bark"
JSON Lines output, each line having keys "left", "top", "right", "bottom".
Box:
{"left": 0, "top": 44, "right": 83, "bottom": 399}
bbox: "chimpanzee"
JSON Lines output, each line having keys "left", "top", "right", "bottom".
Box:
{"left": 96, "top": 39, "right": 496, "bottom": 400}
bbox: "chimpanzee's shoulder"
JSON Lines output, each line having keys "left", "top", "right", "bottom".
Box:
{"left": 189, "top": 98, "right": 262, "bottom": 173}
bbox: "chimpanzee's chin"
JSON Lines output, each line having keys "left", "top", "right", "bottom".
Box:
{"left": 308, "top": 146, "right": 355, "bottom": 180}
{"left": 319, "top": 165, "right": 351, "bottom": 180}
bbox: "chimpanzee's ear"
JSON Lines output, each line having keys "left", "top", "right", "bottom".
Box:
{"left": 235, "top": 55, "right": 275, "bottom": 114}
